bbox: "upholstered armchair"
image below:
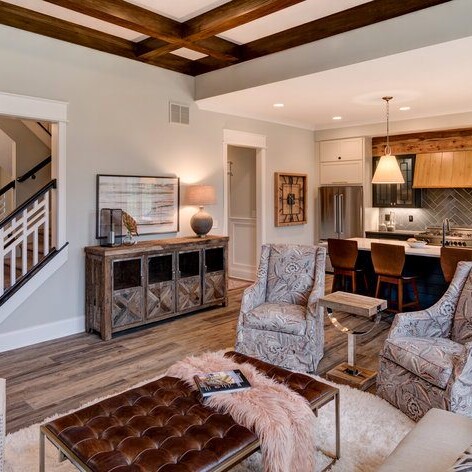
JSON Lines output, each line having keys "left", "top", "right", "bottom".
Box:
{"left": 235, "top": 244, "right": 326, "bottom": 372}
{"left": 377, "top": 261, "right": 472, "bottom": 421}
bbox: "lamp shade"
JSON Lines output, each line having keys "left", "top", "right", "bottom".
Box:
{"left": 372, "top": 154, "right": 405, "bottom": 184}
{"left": 184, "top": 185, "right": 216, "bottom": 206}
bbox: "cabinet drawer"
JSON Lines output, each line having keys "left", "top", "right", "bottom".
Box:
{"left": 320, "top": 160, "right": 363, "bottom": 185}
{"left": 320, "top": 138, "right": 364, "bottom": 162}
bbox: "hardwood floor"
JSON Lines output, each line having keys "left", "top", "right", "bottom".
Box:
{"left": 0, "top": 275, "right": 392, "bottom": 434}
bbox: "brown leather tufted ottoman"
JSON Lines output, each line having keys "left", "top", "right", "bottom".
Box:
{"left": 40, "top": 352, "right": 340, "bottom": 472}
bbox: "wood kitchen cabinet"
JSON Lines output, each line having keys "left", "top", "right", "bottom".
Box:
{"left": 319, "top": 137, "right": 365, "bottom": 185}
{"left": 85, "top": 236, "right": 228, "bottom": 340}
{"left": 413, "top": 151, "right": 472, "bottom": 188}
{"left": 373, "top": 154, "right": 421, "bottom": 208}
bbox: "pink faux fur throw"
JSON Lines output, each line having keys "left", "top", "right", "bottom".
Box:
{"left": 166, "top": 351, "right": 317, "bottom": 472}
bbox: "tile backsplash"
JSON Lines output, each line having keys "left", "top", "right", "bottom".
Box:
{"left": 379, "top": 188, "right": 472, "bottom": 230}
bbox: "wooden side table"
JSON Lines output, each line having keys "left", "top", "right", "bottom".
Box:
{"left": 320, "top": 291, "right": 387, "bottom": 390}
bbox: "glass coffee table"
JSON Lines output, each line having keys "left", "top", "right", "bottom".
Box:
{"left": 320, "top": 291, "right": 387, "bottom": 390}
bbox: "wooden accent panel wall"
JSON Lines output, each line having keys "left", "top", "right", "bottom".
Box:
{"left": 372, "top": 128, "right": 472, "bottom": 156}
{"left": 413, "top": 151, "right": 472, "bottom": 188}
{"left": 85, "top": 236, "right": 228, "bottom": 340}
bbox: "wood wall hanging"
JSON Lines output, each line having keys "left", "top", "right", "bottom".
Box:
{"left": 274, "top": 172, "right": 307, "bottom": 227}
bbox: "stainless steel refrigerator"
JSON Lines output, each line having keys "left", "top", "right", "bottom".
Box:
{"left": 320, "top": 186, "right": 364, "bottom": 239}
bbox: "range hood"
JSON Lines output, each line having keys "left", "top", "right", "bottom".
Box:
{"left": 413, "top": 151, "right": 472, "bottom": 188}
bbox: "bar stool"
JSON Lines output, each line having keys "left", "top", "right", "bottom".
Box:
{"left": 371, "top": 242, "right": 420, "bottom": 313}
{"left": 440, "top": 246, "right": 472, "bottom": 283}
{"left": 328, "top": 238, "right": 368, "bottom": 294}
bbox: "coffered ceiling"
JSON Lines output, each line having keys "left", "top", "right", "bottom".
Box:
{"left": 0, "top": 0, "right": 451, "bottom": 76}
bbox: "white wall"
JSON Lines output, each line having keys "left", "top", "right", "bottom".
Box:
{"left": 0, "top": 117, "right": 50, "bottom": 204}
{"left": 0, "top": 25, "right": 315, "bottom": 339}
{"left": 0, "top": 128, "right": 14, "bottom": 183}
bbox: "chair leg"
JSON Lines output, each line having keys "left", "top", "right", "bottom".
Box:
{"left": 411, "top": 278, "right": 420, "bottom": 309}
{"left": 375, "top": 277, "right": 381, "bottom": 298}
{"left": 363, "top": 272, "right": 369, "bottom": 295}
{"left": 332, "top": 274, "right": 337, "bottom": 293}
{"left": 398, "top": 279, "right": 404, "bottom": 313}
{"left": 352, "top": 271, "right": 357, "bottom": 294}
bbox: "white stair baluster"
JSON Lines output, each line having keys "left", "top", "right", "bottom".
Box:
{"left": 44, "top": 192, "right": 49, "bottom": 255}
{"left": 22, "top": 209, "right": 27, "bottom": 276}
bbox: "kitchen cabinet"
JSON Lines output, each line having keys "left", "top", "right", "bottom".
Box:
{"left": 413, "top": 151, "right": 472, "bottom": 188}
{"left": 319, "top": 137, "right": 365, "bottom": 185}
{"left": 85, "top": 236, "right": 228, "bottom": 340}
{"left": 372, "top": 155, "right": 421, "bottom": 208}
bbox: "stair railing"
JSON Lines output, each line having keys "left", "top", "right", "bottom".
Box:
{"left": 0, "top": 180, "right": 56, "bottom": 297}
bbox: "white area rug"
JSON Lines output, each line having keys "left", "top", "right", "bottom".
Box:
{"left": 4, "top": 376, "right": 413, "bottom": 472}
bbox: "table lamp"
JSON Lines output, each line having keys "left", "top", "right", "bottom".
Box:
{"left": 184, "top": 185, "right": 216, "bottom": 237}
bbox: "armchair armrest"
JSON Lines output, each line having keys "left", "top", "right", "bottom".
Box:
{"left": 389, "top": 308, "right": 451, "bottom": 339}
{"left": 240, "top": 279, "right": 267, "bottom": 315}
{"left": 239, "top": 244, "right": 270, "bottom": 315}
{"left": 449, "top": 342, "right": 472, "bottom": 417}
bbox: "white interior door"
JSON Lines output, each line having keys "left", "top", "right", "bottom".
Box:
{"left": 227, "top": 146, "right": 257, "bottom": 280}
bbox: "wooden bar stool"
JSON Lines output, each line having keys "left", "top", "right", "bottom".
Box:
{"left": 371, "top": 242, "right": 420, "bottom": 313}
{"left": 440, "top": 246, "right": 472, "bottom": 283}
{"left": 328, "top": 239, "right": 368, "bottom": 294}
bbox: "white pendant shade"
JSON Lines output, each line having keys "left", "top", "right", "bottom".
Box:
{"left": 372, "top": 154, "right": 405, "bottom": 184}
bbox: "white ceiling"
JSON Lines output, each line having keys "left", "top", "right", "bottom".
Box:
{"left": 197, "top": 36, "right": 472, "bottom": 130}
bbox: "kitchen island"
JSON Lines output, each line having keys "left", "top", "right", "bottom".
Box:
{"left": 348, "top": 237, "right": 445, "bottom": 309}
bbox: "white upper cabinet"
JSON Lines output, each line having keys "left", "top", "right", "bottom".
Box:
{"left": 319, "top": 137, "right": 364, "bottom": 162}
{"left": 319, "top": 137, "right": 365, "bottom": 185}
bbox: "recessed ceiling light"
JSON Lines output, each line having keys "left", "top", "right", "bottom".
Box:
{"left": 332, "top": 116, "right": 342, "bottom": 120}
{"left": 273, "top": 103, "right": 284, "bottom": 108}
{"left": 399, "top": 106, "right": 411, "bottom": 111}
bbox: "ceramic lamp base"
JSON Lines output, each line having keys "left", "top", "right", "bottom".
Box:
{"left": 190, "top": 206, "right": 213, "bottom": 237}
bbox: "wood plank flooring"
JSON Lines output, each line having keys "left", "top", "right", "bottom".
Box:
{"left": 0, "top": 275, "right": 392, "bottom": 434}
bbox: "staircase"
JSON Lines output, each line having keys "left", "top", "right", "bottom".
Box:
{"left": 0, "top": 179, "right": 65, "bottom": 306}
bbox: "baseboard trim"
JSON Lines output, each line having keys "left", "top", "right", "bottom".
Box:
{"left": 0, "top": 316, "right": 84, "bottom": 352}
{"left": 229, "top": 266, "right": 256, "bottom": 281}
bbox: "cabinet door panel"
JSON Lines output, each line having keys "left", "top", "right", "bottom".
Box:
{"left": 320, "top": 161, "right": 363, "bottom": 185}
{"left": 177, "top": 276, "right": 201, "bottom": 311}
{"left": 204, "top": 271, "right": 225, "bottom": 304}
{"left": 340, "top": 138, "right": 364, "bottom": 160}
{"left": 319, "top": 141, "right": 340, "bottom": 162}
{"left": 147, "top": 281, "right": 175, "bottom": 320}
{"left": 112, "top": 287, "right": 144, "bottom": 328}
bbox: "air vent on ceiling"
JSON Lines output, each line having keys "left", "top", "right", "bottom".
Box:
{"left": 169, "top": 102, "right": 190, "bottom": 125}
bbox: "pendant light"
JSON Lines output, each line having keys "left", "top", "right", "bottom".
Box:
{"left": 372, "top": 97, "right": 405, "bottom": 184}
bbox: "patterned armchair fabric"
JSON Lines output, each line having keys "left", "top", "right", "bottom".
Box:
{"left": 378, "top": 261, "right": 472, "bottom": 421}
{"left": 235, "top": 244, "right": 326, "bottom": 372}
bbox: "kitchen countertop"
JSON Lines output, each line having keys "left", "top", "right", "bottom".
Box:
{"left": 349, "top": 237, "right": 440, "bottom": 258}
{"left": 365, "top": 230, "right": 422, "bottom": 235}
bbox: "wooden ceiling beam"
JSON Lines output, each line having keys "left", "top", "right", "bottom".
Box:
{"left": 139, "top": 0, "right": 303, "bottom": 62}
{"left": 183, "top": 0, "right": 305, "bottom": 41}
{"left": 42, "top": 0, "right": 182, "bottom": 43}
{"left": 239, "top": 0, "right": 453, "bottom": 61}
{"left": 136, "top": 36, "right": 239, "bottom": 63}
{"left": 0, "top": 1, "right": 193, "bottom": 75}
{"left": 43, "top": 0, "right": 240, "bottom": 63}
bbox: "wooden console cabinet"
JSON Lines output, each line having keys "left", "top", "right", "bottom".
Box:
{"left": 85, "top": 236, "right": 228, "bottom": 340}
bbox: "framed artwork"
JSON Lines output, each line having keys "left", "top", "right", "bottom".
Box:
{"left": 96, "top": 174, "right": 180, "bottom": 237}
{"left": 274, "top": 172, "right": 307, "bottom": 226}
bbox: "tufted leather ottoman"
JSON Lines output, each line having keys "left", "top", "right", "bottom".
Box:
{"left": 40, "top": 352, "right": 340, "bottom": 472}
